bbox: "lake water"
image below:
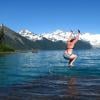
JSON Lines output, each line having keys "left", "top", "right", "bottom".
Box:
{"left": 0, "top": 49, "right": 100, "bottom": 100}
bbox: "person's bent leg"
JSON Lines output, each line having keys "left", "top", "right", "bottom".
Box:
{"left": 68, "top": 58, "right": 73, "bottom": 65}
{"left": 69, "top": 54, "right": 77, "bottom": 66}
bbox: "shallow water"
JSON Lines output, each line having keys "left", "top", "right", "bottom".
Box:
{"left": 0, "top": 49, "right": 100, "bottom": 100}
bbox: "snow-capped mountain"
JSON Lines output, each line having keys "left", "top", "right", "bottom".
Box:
{"left": 19, "top": 29, "right": 74, "bottom": 42}
{"left": 19, "top": 29, "right": 42, "bottom": 41}
{"left": 43, "top": 30, "right": 69, "bottom": 42}
{"left": 19, "top": 29, "right": 100, "bottom": 47}
{"left": 80, "top": 33, "right": 100, "bottom": 47}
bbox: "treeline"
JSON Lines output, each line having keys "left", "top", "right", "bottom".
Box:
{"left": 0, "top": 25, "right": 15, "bottom": 52}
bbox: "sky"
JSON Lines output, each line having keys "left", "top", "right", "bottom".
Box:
{"left": 0, "top": 0, "right": 100, "bottom": 34}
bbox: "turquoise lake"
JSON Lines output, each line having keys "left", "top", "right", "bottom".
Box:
{"left": 0, "top": 49, "right": 100, "bottom": 100}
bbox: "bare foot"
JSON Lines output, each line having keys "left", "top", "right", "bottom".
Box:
{"left": 68, "top": 64, "right": 74, "bottom": 68}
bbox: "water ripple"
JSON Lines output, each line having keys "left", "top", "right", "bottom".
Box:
{"left": 0, "top": 50, "right": 100, "bottom": 99}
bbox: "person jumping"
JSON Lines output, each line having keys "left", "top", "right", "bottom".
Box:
{"left": 63, "top": 30, "right": 80, "bottom": 67}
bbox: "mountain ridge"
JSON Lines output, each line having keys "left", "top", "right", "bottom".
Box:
{"left": 19, "top": 29, "right": 100, "bottom": 47}
{"left": 0, "top": 24, "right": 92, "bottom": 50}
{"left": 0, "top": 25, "right": 36, "bottom": 50}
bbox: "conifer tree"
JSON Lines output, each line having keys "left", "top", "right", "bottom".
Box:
{"left": 0, "top": 24, "right": 4, "bottom": 44}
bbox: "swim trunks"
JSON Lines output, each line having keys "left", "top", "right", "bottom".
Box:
{"left": 63, "top": 53, "right": 72, "bottom": 60}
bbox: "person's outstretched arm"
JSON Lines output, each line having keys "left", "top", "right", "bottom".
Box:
{"left": 67, "top": 30, "right": 73, "bottom": 41}
{"left": 73, "top": 29, "right": 80, "bottom": 43}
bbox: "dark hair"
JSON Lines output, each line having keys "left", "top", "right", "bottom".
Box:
{"left": 70, "top": 38, "right": 75, "bottom": 42}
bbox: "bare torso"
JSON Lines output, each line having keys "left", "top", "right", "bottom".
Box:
{"left": 65, "top": 41, "right": 75, "bottom": 54}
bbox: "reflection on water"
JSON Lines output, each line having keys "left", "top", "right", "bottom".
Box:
{"left": 0, "top": 49, "right": 100, "bottom": 99}
{"left": 68, "top": 77, "right": 78, "bottom": 97}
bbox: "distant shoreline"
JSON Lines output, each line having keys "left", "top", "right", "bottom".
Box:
{"left": 0, "top": 49, "right": 38, "bottom": 54}
{"left": 0, "top": 51, "right": 15, "bottom": 54}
